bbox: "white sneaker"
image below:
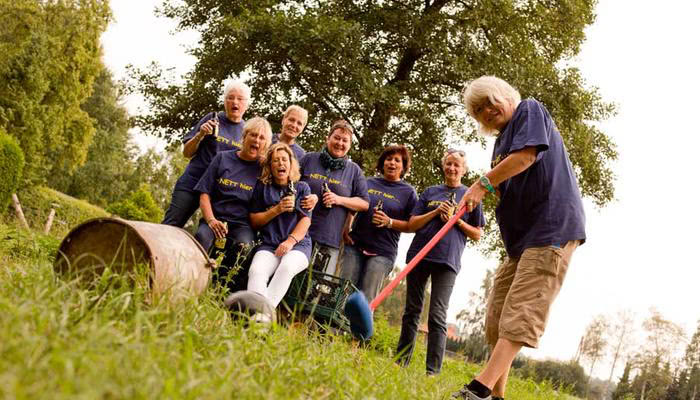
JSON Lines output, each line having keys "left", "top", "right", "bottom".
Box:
{"left": 451, "top": 384, "right": 491, "bottom": 400}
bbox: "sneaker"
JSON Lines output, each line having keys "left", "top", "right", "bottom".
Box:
{"left": 251, "top": 312, "right": 272, "bottom": 324}
{"left": 451, "top": 384, "right": 491, "bottom": 400}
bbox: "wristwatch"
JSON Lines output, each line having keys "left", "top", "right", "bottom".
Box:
{"left": 479, "top": 175, "right": 496, "bottom": 194}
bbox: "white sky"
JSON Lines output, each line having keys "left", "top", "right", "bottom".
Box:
{"left": 102, "top": 0, "right": 700, "bottom": 380}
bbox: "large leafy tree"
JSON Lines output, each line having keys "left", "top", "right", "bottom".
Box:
{"left": 0, "top": 0, "right": 111, "bottom": 184}
{"left": 132, "top": 0, "right": 616, "bottom": 202}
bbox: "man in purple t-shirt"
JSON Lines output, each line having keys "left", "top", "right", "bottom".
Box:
{"left": 452, "top": 76, "right": 586, "bottom": 400}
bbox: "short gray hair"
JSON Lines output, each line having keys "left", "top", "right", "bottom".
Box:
{"left": 223, "top": 80, "right": 251, "bottom": 102}
{"left": 441, "top": 149, "right": 468, "bottom": 171}
{"left": 462, "top": 76, "right": 521, "bottom": 136}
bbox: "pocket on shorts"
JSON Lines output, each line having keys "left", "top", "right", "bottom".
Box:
{"left": 534, "top": 246, "right": 563, "bottom": 277}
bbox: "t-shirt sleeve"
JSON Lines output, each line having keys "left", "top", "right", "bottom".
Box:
{"left": 411, "top": 189, "right": 429, "bottom": 216}
{"left": 508, "top": 100, "right": 550, "bottom": 156}
{"left": 193, "top": 153, "right": 221, "bottom": 194}
{"left": 403, "top": 188, "right": 419, "bottom": 220}
{"left": 250, "top": 181, "right": 266, "bottom": 213}
{"left": 351, "top": 166, "right": 370, "bottom": 201}
{"left": 183, "top": 112, "right": 215, "bottom": 144}
{"left": 295, "top": 182, "right": 312, "bottom": 219}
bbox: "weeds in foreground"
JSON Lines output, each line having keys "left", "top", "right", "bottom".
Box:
{"left": 0, "top": 224, "right": 578, "bottom": 399}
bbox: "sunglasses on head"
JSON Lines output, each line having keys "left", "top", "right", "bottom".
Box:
{"left": 446, "top": 148, "right": 465, "bottom": 156}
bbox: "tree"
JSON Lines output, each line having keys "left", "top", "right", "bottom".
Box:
{"left": 130, "top": 1, "right": 618, "bottom": 223}
{"left": 605, "top": 310, "right": 636, "bottom": 396}
{"left": 0, "top": 0, "right": 111, "bottom": 184}
{"left": 106, "top": 184, "right": 164, "bottom": 223}
{"left": 51, "top": 65, "right": 137, "bottom": 207}
{"left": 580, "top": 314, "right": 609, "bottom": 397}
{"left": 612, "top": 361, "right": 634, "bottom": 400}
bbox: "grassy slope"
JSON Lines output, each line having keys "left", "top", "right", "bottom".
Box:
{"left": 0, "top": 223, "right": 578, "bottom": 399}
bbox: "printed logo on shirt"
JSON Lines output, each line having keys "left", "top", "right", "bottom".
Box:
{"left": 309, "top": 173, "right": 343, "bottom": 186}
{"left": 216, "top": 136, "right": 242, "bottom": 148}
{"left": 368, "top": 189, "right": 398, "bottom": 202}
{"left": 218, "top": 178, "right": 253, "bottom": 191}
{"left": 491, "top": 153, "right": 505, "bottom": 169}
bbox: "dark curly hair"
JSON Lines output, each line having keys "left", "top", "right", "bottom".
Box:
{"left": 375, "top": 144, "right": 412, "bottom": 178}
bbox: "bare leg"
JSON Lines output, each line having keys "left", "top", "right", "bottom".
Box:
{"left": 476, "top": 338, "right": 522, "bottom": 393}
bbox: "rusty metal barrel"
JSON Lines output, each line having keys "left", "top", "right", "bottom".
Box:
{"left": 54, "top": 217, "right": 214, "bottom": 300}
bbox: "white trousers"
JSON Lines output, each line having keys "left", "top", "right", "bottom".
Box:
{"left": 247, "top": 249, "right": 308, "bottom": 307}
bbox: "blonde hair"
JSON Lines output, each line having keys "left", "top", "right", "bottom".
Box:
{"left": 242, "top": 117, "right": 272, "bottom": 158}
{"left": 462, "top": 76, "right": 521, "bottom": 136}
{"left": 283, "top": 105, "right": 309, "bottom": 125}
{"left": 260, "top": 143, "right": 301, "bottom": 185}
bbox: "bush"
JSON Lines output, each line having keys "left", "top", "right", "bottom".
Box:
{"left": 0, "top": 130, "right": 25, "bottom": 210}
{"left": 106, "top": 184, "right": 164, "bottom": 223}
{"left": 2, "top": 186, "right": 108, "bottom": 238}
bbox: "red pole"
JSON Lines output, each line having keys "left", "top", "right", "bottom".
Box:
{"left": 369, "top": 205, "right": 467, "bottom": 311}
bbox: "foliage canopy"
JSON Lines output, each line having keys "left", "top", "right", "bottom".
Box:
{"left": 131, "top": 0, "right": 617, "bottom": 209}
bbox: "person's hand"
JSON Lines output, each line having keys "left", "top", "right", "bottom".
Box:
{"left": 207, "top": 218, "right": 228, "bottom": 239}
{"left": 274, "top": 238, "right": 295, "bottom": 257}
{"left": 301, "top": 194, "right": 318, "bottom": 210}
{"left": 277, "top": 195, "right": 295, "bottom": 213}
{"left": 322, "top": 191, "right": 340, "bottom": 207}
{"left": 342, "top": 226, "right": 355, "bottom": 245}
{"left": 459, "top": 183, "right": 487, "bottom": 212}
{"left": 199, "top": 119, "right": 217, "bottom": 137}
{"left": 438, "top": 201, "right": 454, "bottom": 222}
{"left": 372, "top": 210, "right": 391, "bottom": 228}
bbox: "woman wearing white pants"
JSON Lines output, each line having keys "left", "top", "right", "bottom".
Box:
{"left": 248, "top": 143, "right": 313, "bottom": 310}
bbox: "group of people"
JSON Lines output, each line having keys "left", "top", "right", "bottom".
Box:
{"left": 161, "top": 75, "right": 587, "bottom": 400}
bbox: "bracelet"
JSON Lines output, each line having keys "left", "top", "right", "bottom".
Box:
{"left": 479, "top": 175, "right": 496, "bottom": 194}
{"left": 387, "top": 219, "right": 393, "bottom": 229}
{"left": 206, "top": 218, "right": 215, "bottom": 225}
{"left": 288, "top": 234, "right": 299, "bottom": 244}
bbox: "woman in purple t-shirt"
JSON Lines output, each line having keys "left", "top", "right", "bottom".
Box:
{"left": 340, "top": 145, "right": 418, "bottom": 302}
{"left": 247, "top": 143, "right": 313, "bottom": 314}
{"left": 194, "top": 117, "right": 272, "bottom": 292}
{"left": 396, "top": 149, "right": 485, "bottom": 376}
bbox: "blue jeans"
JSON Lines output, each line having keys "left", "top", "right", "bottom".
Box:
{"left": 195, "top": 219, "right": 256, "bottom": 293}
{"left": 396, "top": 261, "right": 457, "bottom": 375}
{"left": 162, "top": 189, "right": 199, "bottom": 227}
{"left": 339, "top": 244, "right": 394, "bottom": 302}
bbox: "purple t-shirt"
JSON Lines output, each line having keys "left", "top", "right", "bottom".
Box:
{"left": 193, "top": 151, "right": 261, "bottom": 229}
{"left": 272, "top": 134, "right": 306, "bottom": 162}
{"left": 250, "top": 180, "right": 313, "bottom": 259}
{"left": 300, "top": 151, "right": 369, "bottom": 249}
{"left": 406, "top": 184, "right": 485, "bottom": 274}
{"left": 350, "top": 177, "right": 418, "bottom": 261}
{"left": 492, "top": 99, "right": 586, "bottom": 258}
{"left": 175, "top": 111, "right": 244, "bottom": 191}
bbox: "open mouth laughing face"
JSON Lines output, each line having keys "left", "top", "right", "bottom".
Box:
{"left": 242, "top": 129, "right": 267, "bottom": 159}
{"left": 224, "top": 88, "right": 249, "bottom": 122}
{"left": 326, "top": 129, "right": 352, "bottom": 158}
{"left": 383, "top": 153, "right": 404, "bottom": 181}
{"left": 271, "top": 149, "right": 291, "bottom": 184}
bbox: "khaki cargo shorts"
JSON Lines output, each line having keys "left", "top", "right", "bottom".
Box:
{"left": 485, "top": 240, "right": 580, "bottom": 348}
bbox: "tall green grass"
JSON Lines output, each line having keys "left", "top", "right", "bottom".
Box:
{"left": 0, "top": 223, "right": 579, "bottom": 399}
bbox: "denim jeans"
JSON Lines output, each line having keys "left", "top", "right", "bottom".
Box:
{"left": 195, "top": 219, "right": 256, "bottom": 293}
{"left": 310, "top": 242, "right": 340, "bottom": 275}
{"left": 339, "top": 244, "right": 394, "bottom": 302}
{"left": 396, "top": 261, "right": 457, "bottom": 375}
{"left": 161, "top": 189, "right": 200, "bottom": 227}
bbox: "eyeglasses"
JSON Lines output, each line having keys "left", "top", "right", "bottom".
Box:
{"left": 446, "top": 148, "right": 465, "bottom": 157}
{"left": 226, "top": 96, "right": 249, "bottom": 102}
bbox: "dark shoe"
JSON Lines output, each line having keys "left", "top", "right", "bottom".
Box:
{"left": 451, "top": 384, "right": 491, "bottom": 400}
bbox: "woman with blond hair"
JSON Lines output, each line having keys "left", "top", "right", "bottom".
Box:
{"left": 246, "top": 143, "right": 313, "bottom": 313}
{"left": 451, "top": 75, "right": 585, "bottom": 400}
{"left": 194, "top": 116, "right": 272, "bottom": 291}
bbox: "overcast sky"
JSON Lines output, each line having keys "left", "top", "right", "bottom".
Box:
{"left": 102, "top": 0, "right": 700, "bottom": 379}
